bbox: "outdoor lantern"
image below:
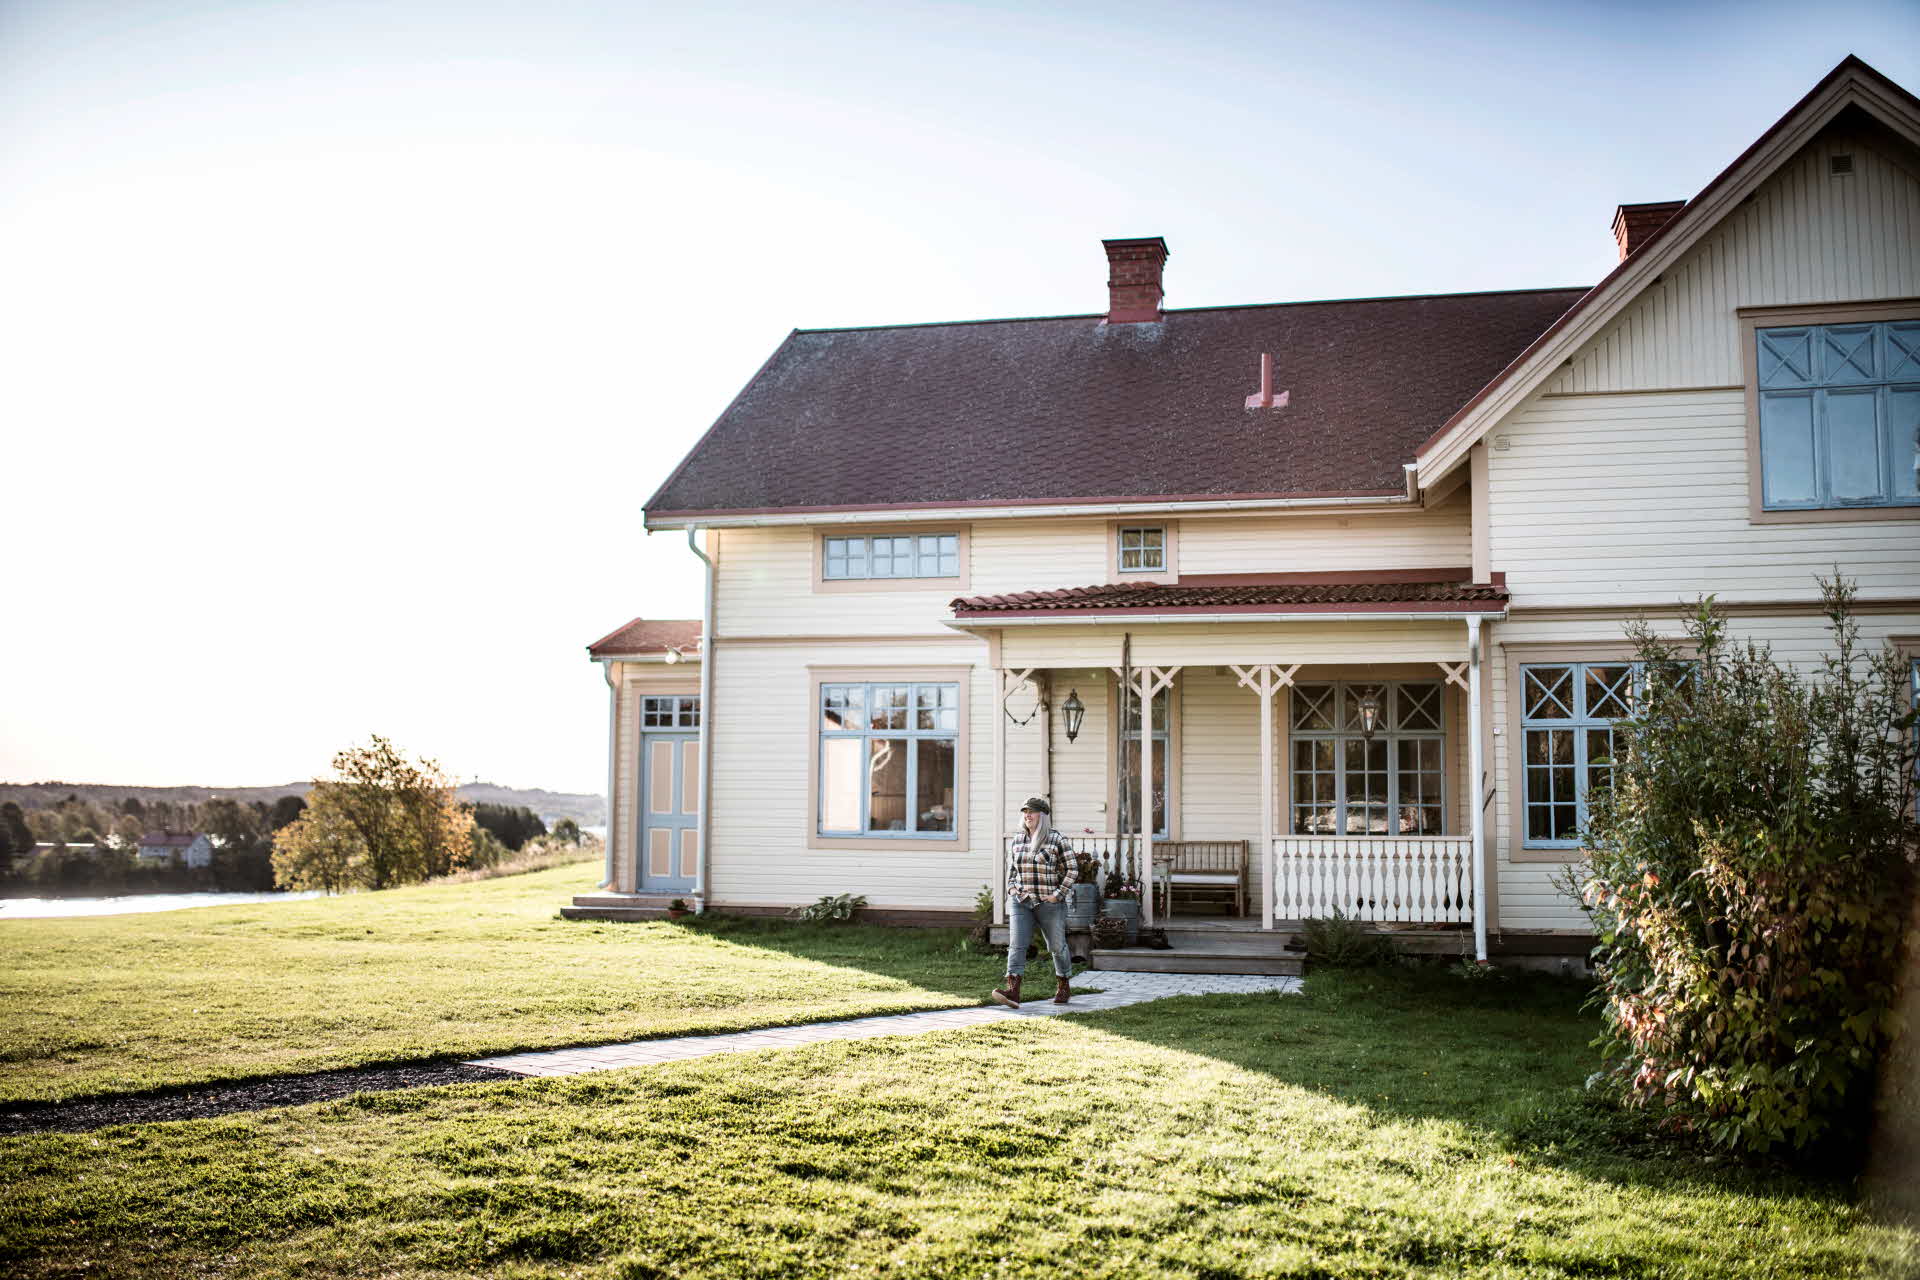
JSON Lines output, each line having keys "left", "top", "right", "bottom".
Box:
{"left": 663, "top": 647, "right": 682, "bottom": 664}
{"left": 1061, "top": 688, "right": 1086, "bottom": 743}
{"left": 1355, "top": 685, "right": 1384, "bottom": 739}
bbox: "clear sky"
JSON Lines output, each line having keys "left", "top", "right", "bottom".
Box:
{"left": 2, "top": 0, "right": 1915, "bottom": 796}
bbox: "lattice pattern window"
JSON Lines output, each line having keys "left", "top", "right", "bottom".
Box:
{"left": 822, "top": 534, "right": 959, "bottom": 580}
{"left": 1756, "top": 320, "right": 1920, "bottom": 510}
{"left": 1519, "top": 662, "right": 1637, "bottom": 846}
{"left": 641, "top": 696, "right": 700, "bottom": 728}
{"left": 1289, "top": 682, "right": 1445, "bottom": 836}
{"left": 1117, "top": 526, "right": 1166, "bottom": 572}
{"left": 819, "top": 682, "right": 958, "bottom": 836}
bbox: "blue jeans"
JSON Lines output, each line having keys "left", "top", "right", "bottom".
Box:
{"left": 1006, "top": 898, "right": 1071, "bottom": 978}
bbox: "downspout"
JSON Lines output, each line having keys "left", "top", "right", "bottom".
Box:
{"left": 600, "top": 659, "right": 618, "bottom": 890}
{"left": 687, "top": 525, "right": 717, "bottom": 912}
{"left": 1467, "top": 615, "right": 1487, "bottom": 962}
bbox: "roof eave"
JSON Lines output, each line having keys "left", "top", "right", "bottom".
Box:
{"left": 645, "top": 489, "right": 1414, "bottom": 530}
{"left": 945, "top": 605, "right": 1508, "bottom": 628}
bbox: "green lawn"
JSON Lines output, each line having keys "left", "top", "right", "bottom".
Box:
{"left": 3, "top": 967, "right": 1912, "bottom": 1279}
{"left": 0, "top": 863, "right": 996, "bottom": 1103}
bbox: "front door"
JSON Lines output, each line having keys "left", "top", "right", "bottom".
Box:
{"left": 638, "top": 695, "right": 700, "bottom": 893}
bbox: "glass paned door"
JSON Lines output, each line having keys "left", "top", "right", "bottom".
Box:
{"left": 639, "top": 697, "right": 700, "bottom": 891}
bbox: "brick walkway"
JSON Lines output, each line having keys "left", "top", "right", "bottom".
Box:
{"left": 467, "top": 971, "right": 1301, "bottom": 1078}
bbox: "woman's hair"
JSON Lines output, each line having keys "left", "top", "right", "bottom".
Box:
{"left": 1027, "top": 810, "right": 1053, "bottom": 846}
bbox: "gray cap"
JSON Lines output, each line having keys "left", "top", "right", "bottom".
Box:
{"left": 1019, "top": 796, "right": 1051, "bottom": 814}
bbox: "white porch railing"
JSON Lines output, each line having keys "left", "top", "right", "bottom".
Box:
{"left": 1004, "top": 833, "right": 1146, "bottom": 891}
{"left": 1271, "top": 836, "right": 1473, "bottom": 924}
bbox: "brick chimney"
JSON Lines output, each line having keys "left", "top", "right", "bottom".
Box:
{"left": 1611, "top": 201, "right": 1685, "bottom": 261}
{"left": 1102, "top": 237, "right": 1169, "bottom": 323}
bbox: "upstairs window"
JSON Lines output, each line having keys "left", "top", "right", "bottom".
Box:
{"left": 822, "top": 533, "right": 960, "bottom": 580}
{"left": 1756, "top": 319, "right": 1920, "bottom": 511}
{"left": 1117, "top": 526, "right": 1166, "bottom": 572}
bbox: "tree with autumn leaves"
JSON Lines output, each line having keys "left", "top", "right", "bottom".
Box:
{"left": 271, "top": 736, "right": 473, "bottom": 892}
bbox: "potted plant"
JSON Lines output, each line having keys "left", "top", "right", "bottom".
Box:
{"left": 1101, "top": 872, "right": 1144, "bottom": 945}
{"left": 665, "top": 898, "right": 692, "bottom": 921}
{"left": 1066, "top": 852, "right": 1101, "bottom": 929}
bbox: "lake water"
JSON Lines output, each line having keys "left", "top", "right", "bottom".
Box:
{"left": 0, "top": 890, "right": 329, "bottom": 920}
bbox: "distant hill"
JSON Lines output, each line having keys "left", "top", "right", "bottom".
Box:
{"left": 0, "top": 780, "right": 606, "bottom": 825}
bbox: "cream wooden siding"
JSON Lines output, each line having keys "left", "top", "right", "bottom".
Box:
{"left": 1489, "top": 390, "right": 1920, "bottom": 606}
{"left": 1545, "top": 131, "right": 1920, "bottom": 396}
{"left": 970, "top": 519, "right": 1109, "bottom": 595}
{"left": 999, "top": 671, "right": 1111, "bottom": 839}
{"left": 1178, "top": 496, "right": 1471, "bottom": 574}
{"left": 1487, "top": 610, "right": 1920, "bottom": 931}
{"left": 704, "top": 640, "right": 993, "bottom": 910}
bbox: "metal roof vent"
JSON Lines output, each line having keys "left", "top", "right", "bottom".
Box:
{"left": 1830, "top": 152, "right": 1854, "bottom": 176}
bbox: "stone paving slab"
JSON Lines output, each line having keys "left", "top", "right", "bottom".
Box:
{"left": 467, "top": 971, "right": 1301, "bottom": 1078}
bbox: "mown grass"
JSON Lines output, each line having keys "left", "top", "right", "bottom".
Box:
{"left": 2, "top": 967, "right": 1911, "bottom": 1279}
{"left": 0, "top": 863, "right": 998, "bottom": 1103}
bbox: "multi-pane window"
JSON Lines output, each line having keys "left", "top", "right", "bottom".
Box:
{"left": 641, "top": 696, "right": 700, "bottom": 728}
{"left": 1289, "top": 682, "right": 1445, "bottom": 836}
{"left": 1117, "top": 688, "right": 1170, "bottom": 838}
{"left": 819, "top": 682, "right": 958, "bottom": 837}
{"left": 1756, "top": 320, "right": 1920, "bottom": 510}
{"left": 1117, "top": 526, "right": 1166, "bottom": 572}
{"left": 822, "top": 534, "right": 959, "bottom": 580}
{"left": 1519, "top": 662, "right": 1637, "bottom": 846}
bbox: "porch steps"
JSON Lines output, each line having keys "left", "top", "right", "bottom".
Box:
{"left": 562, "top": 893, "right": 682, "bottom": 922}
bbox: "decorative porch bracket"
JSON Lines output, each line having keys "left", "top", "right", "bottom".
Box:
{"left": 1436, "top": 661, "right": 1469, "bottom": 691}
{"left": 1109, "top": 664, "right": 1180, "bottom": 928}
{"left": 1231, "top": 664, "right": 1299, "bottom": 931}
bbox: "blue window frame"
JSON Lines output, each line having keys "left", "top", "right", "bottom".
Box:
{"left": 1756, "top": 320, "right": 1920, "bottom": 510}
{"left": 819, "top": 682, "right": 958, "bottom": 837}
{"left": 1288, "top": 682, "right": 1446, "bottom": 836}
{"left": 823, "top": 534, "right": 959, "bottom": 580}
{"left": 1519, "top": 662, "right": 1640, "bottom": 846}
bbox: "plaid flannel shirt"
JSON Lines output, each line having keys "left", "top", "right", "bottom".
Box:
{"left": 1005, "top": 828, "right": 1078, "bottom": 905}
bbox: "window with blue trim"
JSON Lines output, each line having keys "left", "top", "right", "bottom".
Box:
{"left": 1519, "top": 662, "right": 1639, "bottom": 846}
{"left": 823, "top": 534, "right": 959, "bottom": 580}
{"left": 1756, "top": 320, "right": 1920, "bottom": 510}
{"left": 1289, "top": 682, "right": 1446, "bottom": 836}
{"left": 819, "top": 682, "right": 958, "bottom": 837}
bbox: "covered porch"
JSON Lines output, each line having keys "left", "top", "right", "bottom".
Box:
{"left": 953, "top": 570, "right": 1503, "bottom": 959}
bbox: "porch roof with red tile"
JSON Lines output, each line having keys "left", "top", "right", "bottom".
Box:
{"left": 949, "top": 569, "right": 1508, "bottom": 621}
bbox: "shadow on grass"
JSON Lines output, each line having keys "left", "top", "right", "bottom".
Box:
{"left": 1076, "top": 962, "right": 1862, "bottom": 1206}
{"left": 667, "top": 913, "right": 999, "bottom": 999}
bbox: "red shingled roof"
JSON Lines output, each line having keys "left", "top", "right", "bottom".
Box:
{"left": 646, "top": 288, "right": 1585, "bottom": 519}
{"left": 586, "top": 618, "right": 702, "bottom": 658}
{"left": 951, "top": 570, "right": 1508, "bottom": 619}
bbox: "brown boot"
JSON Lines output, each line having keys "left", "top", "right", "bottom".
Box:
{"left": 991, "top": 974, "right": 1022, "bottom": 1008}
{"left": 1052, "top": 977, "right": 1072, "bottom": 1005}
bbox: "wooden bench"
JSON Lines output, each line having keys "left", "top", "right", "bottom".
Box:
{"left": 1151, "top": 840, "right": 1251, "bottom": 917}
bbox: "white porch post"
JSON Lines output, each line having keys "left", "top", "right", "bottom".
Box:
{"left": 1466, "top": 617, "right": 1488, "bottom": 962}
{"left": 992, "top": 666, "right": 1007, "bottom": 926}
{"left": 1232, "top": 663, "right": 1299, "bottom": 931}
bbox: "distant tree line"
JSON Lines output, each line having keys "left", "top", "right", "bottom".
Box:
{"left": 0, "top": 793, "right": 306, "bottom": 896}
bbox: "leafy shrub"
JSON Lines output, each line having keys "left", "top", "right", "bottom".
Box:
{"left": 795, "top": 893, "right": 867, "bottom": 923}
{"left": 1301, "top": 909, "right": 1395, "bottom": 967}
{"left": 1581, "top": 582, "right": 1919, "bottom": 1155}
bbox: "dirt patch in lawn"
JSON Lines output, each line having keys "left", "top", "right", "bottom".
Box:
{"left": 0, "top": 1061, "right": 517, "bottom": 1136}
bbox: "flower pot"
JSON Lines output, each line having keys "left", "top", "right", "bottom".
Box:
{"left": 1066, "top": 883, "right": 1100, "bottom": 929}
{"left": 1101, "top": 898, "right": 1141, "bottom": 944}
{"left": 666, "top": 908, "right": 690, "bottom": 921}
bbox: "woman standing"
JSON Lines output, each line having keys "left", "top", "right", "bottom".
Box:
{"left": 994, "top": 796, "right": 1078, "bottom": 1008}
